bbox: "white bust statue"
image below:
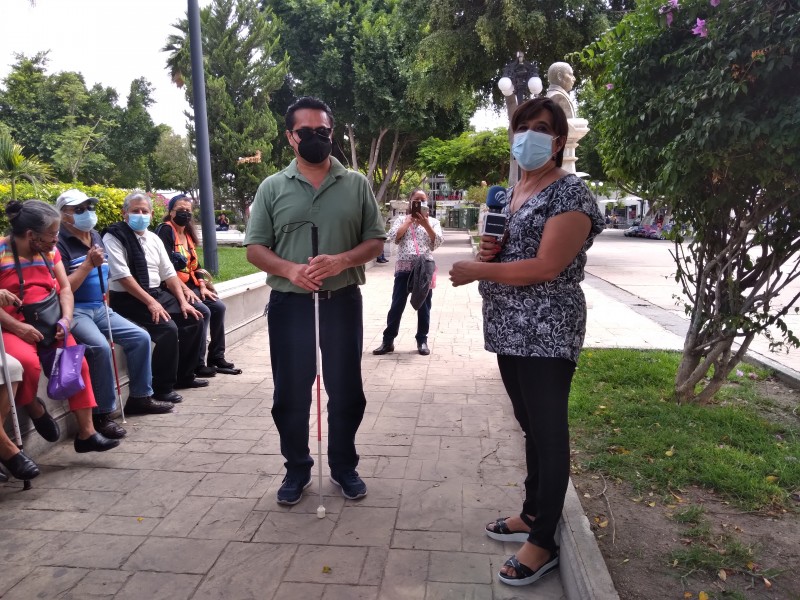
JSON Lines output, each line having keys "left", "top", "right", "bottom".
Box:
{"left": 546, "top": 62, "right": 577, "bottom": 118}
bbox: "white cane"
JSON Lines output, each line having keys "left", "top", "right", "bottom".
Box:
{"left": 311, "top": 225, "right": 325, "bottom": 519}
{"left": 0, "top": 326, "right": 32, "bottom": 490}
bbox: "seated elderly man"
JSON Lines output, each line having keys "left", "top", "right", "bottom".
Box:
{"left": 56, "top": 189, "right": 174, "bottom": 432}
{"left": 103, "top": 191, "right": 206, "bottom": 404}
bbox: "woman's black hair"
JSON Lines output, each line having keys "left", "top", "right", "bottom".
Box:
{"left": 6, "top": 199, "right": 60, "bottom": 237}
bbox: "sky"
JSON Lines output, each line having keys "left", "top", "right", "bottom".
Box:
{"left": 0, "top": 0, "right": 506, "bottom": 135}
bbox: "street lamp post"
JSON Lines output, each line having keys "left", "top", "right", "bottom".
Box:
{"left": 497, "top": 51, "right": 543, "bottom": 186}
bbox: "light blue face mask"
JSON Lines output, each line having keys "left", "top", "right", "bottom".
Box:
{"left": 72, "top": 210, "right": 97, "bottom": 232}
{"left": 127, "top": 213, "right": 151, "bottom": 232}
{"left": 511, "top": 130, "right": 556, "bottom": 171}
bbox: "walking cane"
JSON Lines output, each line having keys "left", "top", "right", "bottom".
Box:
{"left": 0, "top": 326, "right": 32, "bottom": 490}
{"left": 311, "top": 225, "right": 326, "bottom": 519}
{"left": 97, "top": 266, "right": 126, "bottom": 423}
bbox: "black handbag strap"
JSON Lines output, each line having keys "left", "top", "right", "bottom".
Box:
{"left": 9, "top": 236, "right": 56, "bottom": 309}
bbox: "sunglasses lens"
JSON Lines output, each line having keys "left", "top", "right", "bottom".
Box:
{"left": 294, "top": 127, "right": 331, "bottom": 141}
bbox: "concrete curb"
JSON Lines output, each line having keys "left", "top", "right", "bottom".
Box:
{"left": 559, "top": 481, "right": 621, "bottom": 600}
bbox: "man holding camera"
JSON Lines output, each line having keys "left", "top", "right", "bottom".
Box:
{"left": 373, "top": 188, "right": 443, "bottom": 357}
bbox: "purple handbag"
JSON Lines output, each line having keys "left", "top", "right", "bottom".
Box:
{"left": 41, "top": 322, "right": 86, "bottom": 400}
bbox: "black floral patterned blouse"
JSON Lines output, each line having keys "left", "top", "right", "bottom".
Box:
{"left": 478, "top": 174, "right": 605, "bottom": 362}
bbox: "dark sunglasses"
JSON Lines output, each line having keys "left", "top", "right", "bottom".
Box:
{"left": 289, "top": 127, "right": 332, "bottom": 142}
{"left": 72, "top": 205, "right": 97, "bottom": 215}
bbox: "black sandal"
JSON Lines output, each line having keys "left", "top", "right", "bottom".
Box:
{"left": 485, "top": 513, "right": 534, "bottom": 542}
{"left": 497, "top": 551, "right": 559, "bottom": 586}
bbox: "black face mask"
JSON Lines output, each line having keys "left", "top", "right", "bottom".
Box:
{"left": 297, "top": 135, "right": 332, "bottom": 164}
{"left": 173, "top": 211, "right": 192, "bottom": 226}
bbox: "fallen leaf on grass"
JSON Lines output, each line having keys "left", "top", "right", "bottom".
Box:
{"left": 763, "top": 577, "right": 772, "bottom": 589}
{"left": 322, "top": 566, "right": 332, "bottom": 574}
{"left": 647, "top": 501, "right": 656, "bottom": 507}
{"left": 718, "top": 569, "right": 727, "bottom": 581}
{"left": 683, "top": 593, "right": 693, "bottom": 599}
{"left": 665, "top": 446, "right": 675, "bottom": 457}
{"left": 765, "top": 475, "right": 779, "bottom": 484}
{"left": 699, "top": 592, "right": 709, "bottom": 600}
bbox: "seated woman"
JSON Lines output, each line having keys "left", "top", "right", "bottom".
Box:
{"left": 0, "top": 200, "right": 119, "bottom": 454}
{"left": 156, "top": 195, "right": 241, "bottom": 377}
{"left": 0, "top": 289, "right": 40, "bottom": 482}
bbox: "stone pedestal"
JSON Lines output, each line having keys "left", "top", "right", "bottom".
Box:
{"left": 563, "top": 118, "right": 589, "bottom": 174}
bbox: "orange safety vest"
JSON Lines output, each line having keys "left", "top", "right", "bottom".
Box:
{"left": 167, "top": 221, "right": 201, "bottom": 286}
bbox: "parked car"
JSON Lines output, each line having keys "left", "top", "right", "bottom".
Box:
{"left": 623, "top": 225, "right": 643, "bottom": 237}
{"left": 648, "top": 223, "right": 675, "bottom": 240}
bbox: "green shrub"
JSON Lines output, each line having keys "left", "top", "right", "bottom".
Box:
{"left": 0, "top": 182, "right": 167, "bottom": 233}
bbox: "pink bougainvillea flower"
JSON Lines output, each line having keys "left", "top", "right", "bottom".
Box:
{"left": 692, "top": 18, "right": 708, "bottom": 37}
{"left": 710, "top": 0, "right": 720, "bottom": 5}
{"left": 736, "top": 369, "right": 744, "bottom": 377}
{"left": 666, "top": 11, "right": 674, "bottom": 26}
{"left": 605, "top": 83, "right": 614, "bottom": 90}
{"left": 669, "top": 0, "right": 679, "bottom": 8}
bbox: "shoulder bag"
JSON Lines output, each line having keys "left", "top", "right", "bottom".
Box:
{"left": 11, "top": 238, "right": 62, "bottom": 347}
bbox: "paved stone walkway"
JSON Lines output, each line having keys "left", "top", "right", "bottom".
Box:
{"left": 0, "top": 231, "right": 567, "bottom": 599}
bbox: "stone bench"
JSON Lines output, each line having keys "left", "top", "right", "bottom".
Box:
{"left": 13, "top": 273, "right": 270, "bottom": 457}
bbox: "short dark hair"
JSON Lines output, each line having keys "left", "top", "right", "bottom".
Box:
{"left": 285, "top": 96, "right": 335, "bottom": 131}
{"left": 510, "top": 97, "right": 569, "bottom": 168}
{"left": 5, "top": 199, "right": 60, "bottom": 237}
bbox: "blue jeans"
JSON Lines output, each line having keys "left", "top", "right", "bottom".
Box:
{"left": 267, "top": 286, "right": 366, "bottom": 476}
{"left": 71, "top": 304, "right": 154, "bottom": 415}
{"left": 382, "top": 271, "right": 432, "bottom": 344}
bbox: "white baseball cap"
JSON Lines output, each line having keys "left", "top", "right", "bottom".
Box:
{"left": 56, "top": 189, "right": 99, "bottom": 211}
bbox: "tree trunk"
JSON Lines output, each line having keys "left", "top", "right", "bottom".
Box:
{"left": 347, "top": 124, "right": 358, "bottom": 171}
{"left": 366, "top": 128, "right": 388, "bottom": 187}
{"left": 375, "top": 130, "right": 401, "bottom": 205}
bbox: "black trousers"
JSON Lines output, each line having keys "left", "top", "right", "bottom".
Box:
{"left": 110, "top": 288, "right": 203, "bottom": 394}
{"left": 187, "top": 282, "right": 227, "bottom": 365}
{"left": 497, "top": 355, "right": 576, "bottom": 553}
{"left": 267, "top": 286, "right": 366, "bottom": 476}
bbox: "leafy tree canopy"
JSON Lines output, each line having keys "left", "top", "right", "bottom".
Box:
{"left": 578, "top": 0, "right": 800, "bottom": 402}
{"left": 164, "top": 0, "right": 289, "bottom": 218}
{"left": 416, "top": 127, "right": 510, "bottom": 189}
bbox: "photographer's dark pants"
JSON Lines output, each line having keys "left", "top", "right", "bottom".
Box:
{"left": 110, "top": 288, "right": 203, "bottom": 394}
{"left": 267, "top": 285, "right": 366, "bottom": 477}
{"left": 382, "top": 271, "right": 433, "bottom": 344}
{"left": 497, "top": 355, "right": 575, "bottom": 554}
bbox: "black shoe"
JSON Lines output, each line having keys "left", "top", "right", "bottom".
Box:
{"left": 92, "top": 414, "right": 127, "bottom": 439}
{"left": 174, "top": 378, "right": 209, "bottom": 390}
{"left": 30, "top": 397, "right": 60, "bottom": 442}
{"left": 330, "top": 470, "right": 367, "bottom": 500}
{"left": 74, "top": 432, "right": 120, "bottom": 454}
{"left": 195, "top": 365, "right": 217, "bottom": 378}
{"left": 212, "top": 358, "right": 242, "bottom": 375}
{"left": 212, "top": 358, "right": 236, "bottom": 369}
{"left": 276, "top": 473, "right": 312, "bottom": 505}
{"left": 151, "top": 391, "right": 183, "bottom": 404}
{"left": 1, "top": 450, "right": 40, "bottom": 480}
{"left": 417, "top": 342, "right": 430, "bottom": 356}
{"left": 372, "top": 342, "right": 394, "bottom": 355}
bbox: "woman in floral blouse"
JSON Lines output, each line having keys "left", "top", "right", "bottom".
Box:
{"left": 450, "top": 97, "right": 604, "bottom": 587}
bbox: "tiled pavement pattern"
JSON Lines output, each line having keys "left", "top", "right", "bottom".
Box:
{"left": 1, "top": 230, "right": 570, "bottom": 599}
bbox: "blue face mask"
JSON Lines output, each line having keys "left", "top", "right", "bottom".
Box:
{"left": 127, "top": 213, "right": 151, "bottom": 232}
{"left": 72, "top": 210, "right": 98, "bottom": 232}
{"left": 511, "top": 130, "right": 556, "bottom": 171}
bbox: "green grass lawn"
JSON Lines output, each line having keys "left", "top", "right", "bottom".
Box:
{"left": 196, "top": 246, "right": 260, "bottom": 283}
{"left": 569, "top": 349, "right": 800, "bottom": 511}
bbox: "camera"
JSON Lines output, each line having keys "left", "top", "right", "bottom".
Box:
{"left": 482, "top": 212, "right": 508, "bottom": 238}
{"left": 410, "top": 200, "right": 422, "bottom": 216}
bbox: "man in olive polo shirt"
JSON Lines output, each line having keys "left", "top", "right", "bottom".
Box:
{"left": 245, "top": 96, "right": 385, "bottom": 506}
